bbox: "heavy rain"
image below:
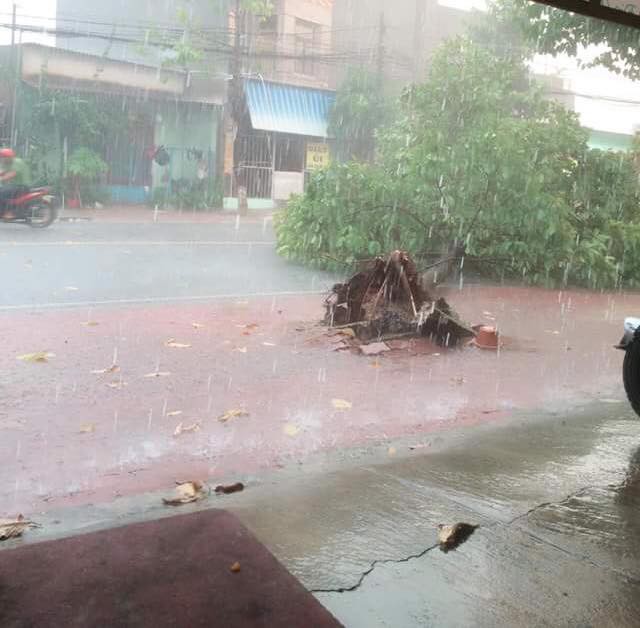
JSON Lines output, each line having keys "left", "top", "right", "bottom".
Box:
{"left": 0, "top": 0, "right": 640, "bottom": 626}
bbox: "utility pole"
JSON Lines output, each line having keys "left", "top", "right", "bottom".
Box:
{"left": 376, "top": 12, "right": 386, "bottom": 84}
{"left": 9, "top": 3, "right": 17, "bottom": 147}
{"left": 10, "top": 3, "right": 16, "bottom": 47}
{"left": 230, "top": 0, "right": 248, "bottom": 215}
{"left": 412, "top": 0, "right": 425, "bottom": 82}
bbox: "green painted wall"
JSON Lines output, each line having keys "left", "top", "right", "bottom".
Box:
{"left": 588, "top": 129, "right": 633, "bottom": 152}
{"left": 152, "top": 102, "right": 222, "bottom": 186}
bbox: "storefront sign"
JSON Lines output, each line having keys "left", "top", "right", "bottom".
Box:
{"left": 306, "top": 142, "right": 330, "bottom": 171}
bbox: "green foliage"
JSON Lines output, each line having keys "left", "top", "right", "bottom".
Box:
{"left": 67, "top": 148, "right": 108, "bottom": 180}
{"left": 149, "top": 179, "right": 223, "bottom": 211}
{"left": 276, "top": 163, "right": 400, "bottom": 269}
{"left": 277, "top": 36, "right": 640, "bottom": 289}
{"left": 24, "top": 87, "right": 128, "bottom": 154}
{"left": 329, "top": 68, "right": 391, "bottom": 162}
{"left": 491, "top": 0, "right": 640, "bottom": 79}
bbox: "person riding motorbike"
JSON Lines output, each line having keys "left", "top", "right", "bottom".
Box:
{"left": 0, "top": 148, "right": 31, "bottom": 220}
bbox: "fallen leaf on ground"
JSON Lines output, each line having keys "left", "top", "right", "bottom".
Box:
{"left": 437, "top": 523, "right": 479, "bottom": 553}
{"left": 218, "top": 409, "right": 249, "bottom": 423}
{"left": 81, "top": 321, "right": 99, "bottom": 327}
{"left": 79, "top": 423, "right": 95, "bottom": 434}
{"left": 245, "top": 323, "right": 259, "bottom": 331}
{"left": 359, "top": 342, "right": 390, "bottom": 356}
{"left": 388, "top": 446, "right": 397, "bottom": 456}
{"left": 144, "top": 371, "right": 171, "bottom": 378}
{"left": 166, "top": 410, "right": 183, "bottom": 417}
{"left": 91, "top": 364, "right": 120, "bottom": 375}
{"left": 192, "top": 322, "right": 206, "bottom": 329}
{"left": 336, "top": 327, "right": 356, "bottom": 338}
{"left": 165, "top": 339, "right": 192, "bottom": 349}
{"left": 0, "top": 516, "right": 35, "bottom": 541}
{"left": 162, "top": 481, "right": 207, "bottom": 506}
{"left": 283, "top": 423, "right": 300, "bottom": 437}
{"left": 332, "top": 398, "right": 352, "bottom": 410}
{"left": 17, "top": 352, "right": 54, "bottom": 363}
{"left": 106, "top": 381, "right": 128, "bottom": 390}
{"left": 235, "top": 347, "right": 248, "bottom": 353}
{"left": 173, "top": 422, "right": 201, "bottom": 437}
{"left": 370, "top": 361, "right": 382, "bottom": 369}
{"left": 215, "top": 483, "right": 244, "bottom": 495}
{"left": 230, "top": 562, "right": 241, "bottom": 573}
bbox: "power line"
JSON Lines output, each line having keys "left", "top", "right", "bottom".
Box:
{"left": 0, "top": 21, "right": 384, "bottom": 68}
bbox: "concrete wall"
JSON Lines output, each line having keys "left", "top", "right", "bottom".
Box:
{"left": 20, "top": 44, "right": 185, "bottom": 96}
{"left": 247, "top": 0, "right": 334, "bottom": 89}
{"left": 56, "top": 0, "right": 230, "bottom": 66}
{"left": 332, "top": 0, "right": 473, "bottom": 89}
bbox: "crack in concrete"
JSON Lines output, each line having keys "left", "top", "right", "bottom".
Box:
{"left": 310, "top": 484, "right": 640, "bottom": 595}
{"left": 310, "top": 542, "right": 441, "bottom": 594}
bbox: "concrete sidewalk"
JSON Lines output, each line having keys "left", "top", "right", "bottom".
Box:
{"left": 1, "top": 283, "right": 636, "bottom": 515}
{"left": 3, "top": 403, "right": 639, "bottom": 627}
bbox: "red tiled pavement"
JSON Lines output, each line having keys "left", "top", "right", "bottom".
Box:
{"left": 0, "top": 285, "right": 635, "bottom": 515}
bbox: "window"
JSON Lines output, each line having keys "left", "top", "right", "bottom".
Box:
{"left": 294, "top": 19, "right": 320, "bottom": 76}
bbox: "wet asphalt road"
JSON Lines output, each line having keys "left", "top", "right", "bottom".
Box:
{"left": 0, "top": 220, "right": 334, "bottom": 309}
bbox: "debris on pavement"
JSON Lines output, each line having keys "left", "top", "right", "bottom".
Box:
{"left": 215, "top": 482, "right": 245, "bottom": 495}
{"left": 17, "top": 352, "right": 54, "bottom": 363}
{"left": 173, "top": 422, "right": 201, "bottom": 437}
{"left": 144, "top": 370, "right": 171, "bottom": 378}
{"left": 359, "top": 341, "right": 390, "bottom": 356}
{"left": 165, "top": 339, "right": 192, "bottom": 349}
{"left": 332, "top": 398, "right": 352, "bottom": 410}
{"left": 79, "top": 423, "right": 96, "bottom": 434}
{"left": 283, "top": 423, "right": 301, "bottom": 436}
{"left": 91, "top": 364, "right": 120, "bottom": 375}
{"left": 218, "top": 409, "right": 249, "bottom": 423}
{"left": 230, "top": 562, "right": 242, "bottom": 573}
{"left": 437, "top": 522, "right": 479, "bottom": 552}
{"left": 162, "top": 481, "right": 208, "bottom": 506}
{"left": 323, "top": 250, "right": 475, "bottom": 349}
{"left": 0, "top": 515, "right": 36, "bottom": 541}
{"left": 106, "top": 380, "right": 128, "bottom": 390}
{"left": 472, "top": 325, "right": 500, "bottom": 350}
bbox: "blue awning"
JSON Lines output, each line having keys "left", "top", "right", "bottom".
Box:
{"left": 244, "top": 79, "right": 335, "bottom": 138}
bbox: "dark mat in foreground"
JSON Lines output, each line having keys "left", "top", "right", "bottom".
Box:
{"left": 0, "top": 509, "right": 342, "bottom": 627}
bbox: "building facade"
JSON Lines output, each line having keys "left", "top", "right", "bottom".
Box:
{"left": 332, "top": 0, "right": 473, "bottom": 89}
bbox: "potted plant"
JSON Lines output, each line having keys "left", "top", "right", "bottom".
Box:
{"left": 66, "top": 147, "right": 108, "bottom": 208}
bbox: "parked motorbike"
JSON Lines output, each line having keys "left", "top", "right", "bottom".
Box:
{"left": 1, "top": 187, "right": 58, "bottom": 228}
{"left": 618, "top": 318, "right": 640, "bottom": 415}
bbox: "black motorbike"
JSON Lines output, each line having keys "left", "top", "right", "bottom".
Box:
{"left": 618, "top": 318, "right": 640, "bottom": 415}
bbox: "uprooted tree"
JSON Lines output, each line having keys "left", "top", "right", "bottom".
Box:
{"left": 325, "top": 250, "right": 474, "bottom": 346}
{"left": 276, "top": 34, "right": 640, "bottom": 290}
